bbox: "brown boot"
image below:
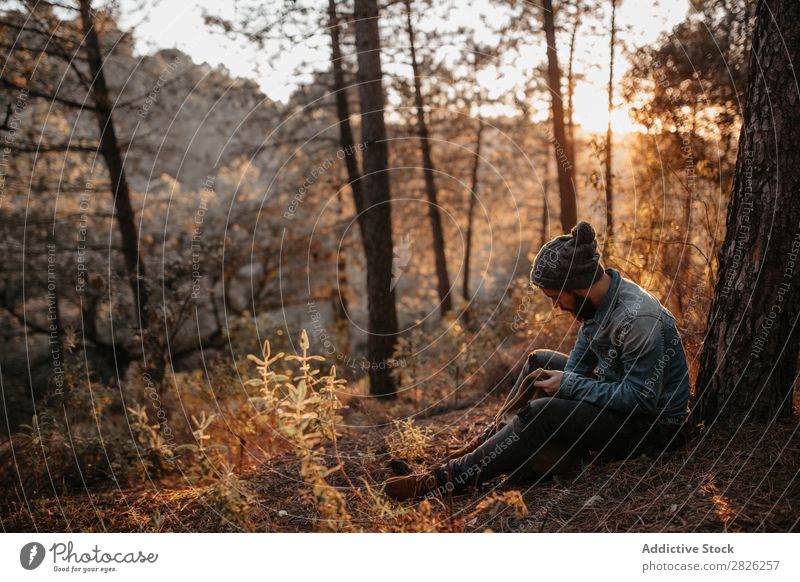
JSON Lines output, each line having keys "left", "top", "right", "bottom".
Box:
{"left": 384, "top": 471, "right": 441, "bottom": 500}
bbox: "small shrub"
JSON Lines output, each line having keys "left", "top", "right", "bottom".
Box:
{"left": 384, "top": 418, "right": 432, "bottom": 468}
{"left": 247, "top": 330, "right": 350, "bottom": 531}
{"left": 361, "top": 480, "right": 442, "bottom": 532}
{"left": 204, "top": 461, "right": 258, "bottom": 532}
{"left": 176, "top": 412, "right": 258, "bottom": 531}
{"left": 126, "top": 403, "right": 177, "bottom": 480}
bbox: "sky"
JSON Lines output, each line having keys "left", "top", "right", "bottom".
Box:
{"left": 121, "top": 0, "right": 691, "bottom": 134}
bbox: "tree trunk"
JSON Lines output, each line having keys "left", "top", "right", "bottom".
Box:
{"left": 604, "top": 0, "right": 617, "bottom": 238}
{"left": 675, "top": 103, "right": 699, "bottom": 319}
{"left": 328, "top": 0, "right": 367, "bottom": 235}
{"left": 334, "top": 193, "right": 350, "bottom": 321}
{"left": 331, "top": 192, "right": 352, "bottom": 358}
{"left": 404, "top": 0, "right": 452, "bottom": 316}
{"left": 328, "top": 0, "right": 359, "bottom": 330}
{"left": 541, "top": 0, "right": 578, "bottom": 233}
{"left": 78, "top": 0, "right": 148, "bottom": 330}
{"left": 540, "top": 145, "right": 551, "bottom": 249}
{"left": 354, "top": 0, "right": 399, "bottom": 397}
{"left": 463, "top": 116, "right": 484, "bottom": 301}
{"left": 694, "top": 0, "right": 800, "bottom": 424}
{"left": 566, "top": 4, "right": 581, "bottom": 181}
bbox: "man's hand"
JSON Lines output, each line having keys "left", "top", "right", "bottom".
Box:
{"left": 533, "top": 369, "right": 564, "bottom": 396}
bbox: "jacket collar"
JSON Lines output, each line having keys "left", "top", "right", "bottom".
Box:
{"left": 585, "top": 267, "right": 621, "bottom": 327}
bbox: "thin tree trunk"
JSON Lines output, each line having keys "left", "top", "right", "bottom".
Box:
{"left": 686, "top": 100, "right": 697, "bottom": 231}
{"left": 540, "top": 146, "right": 551, "bottom": 249}
{"left": 328, "top": 0, "right": 358, "bottom": 328}
{"left": 354, "top": 0, "right": 399, "bottom": 397}
{"left": 404, "top": 0, "right": 452, "bottom": 316}
{"left": 604, "top": 0, "right": 617, "bottom": 238}
{"left": 463, "top": 116, "right": 484, "bottom": 301}
{"left": 334, "top": 192, "right": 350, "bottom": 320}
{"left": 566, "top": 4, "right": 581, "bottom": 179}
{"left": 78, "top": 0, "right": 148, "bottom": 330}
{"left": 676, "top": 101, "right": 699, "bottom": 319}
{"left": 541, "top": 0, "right": 578, "bottom": 233}
{"left": 328, "top": 0, "right": 367, "bottom": 234}
{"left": 694, "top": 0, "right": 800, "bottom": 424}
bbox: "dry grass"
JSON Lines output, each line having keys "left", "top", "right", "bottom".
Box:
{"left": 2, "top": 315, "right": 797, "bottom": 533}
{"left": 3, "top": 399, "right": 797, "bottom": 533}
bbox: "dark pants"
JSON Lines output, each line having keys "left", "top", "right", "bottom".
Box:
{"left": 440, "top": 349, "right": 684, "bottom": 492}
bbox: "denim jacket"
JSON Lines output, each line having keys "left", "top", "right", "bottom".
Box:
{"left": 558, "top": 268, "right": 691, "bottom": 423}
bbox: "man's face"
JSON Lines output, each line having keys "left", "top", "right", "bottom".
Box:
{"left": 541, "top": 288, "right": 597, "bottom": 321}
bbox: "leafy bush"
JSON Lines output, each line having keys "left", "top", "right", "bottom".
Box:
{"left": 246, "top": 330, "right": 350, "bottom": 531}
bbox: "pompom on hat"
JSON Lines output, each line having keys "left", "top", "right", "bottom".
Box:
{"left": 530, "top": 221, "right": 604, "bottom": 290}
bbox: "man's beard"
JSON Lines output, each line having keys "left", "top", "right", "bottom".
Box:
{"left": 572, "top": 293, "right": 597, "bottom": 321}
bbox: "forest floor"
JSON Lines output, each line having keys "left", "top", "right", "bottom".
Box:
{"left": 3, "top": 394, "right": 799, "bottom": 533}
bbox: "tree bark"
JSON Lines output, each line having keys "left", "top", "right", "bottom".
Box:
{"left": 540, "top": 145, "right": 551, "bottom": 249}
{"left": 694, "top": 0, "right": 800, "bottom": 424}
{"left": 328, "top": 0, "right": 359, "bottom": 328}
{"left": 566, "top": 3, "right": 581, "bottom": 181}
{"left": 463, "top": 116, "right": 484, "bottom": 301}
{"left": 78, "top": 0, "right": 148, "bottom": 330}
{"left": 354, "top": 0, "right": 399, "bottom": 397}
{"left": 328, "top": 0, "right": 367, "bottom": 234}
{"left": 541, "top": 0, "right": 578, "bottom": 233}
{"left": 333, "top": 189, "right": 350, "bottom": 322}
{"left": 604, "top": 0, "right": 617, "bottom": 238}
{"left": 404, "top": 0, "right": 452, "bottom": 316}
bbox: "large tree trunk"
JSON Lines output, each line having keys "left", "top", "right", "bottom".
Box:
{"left": 604, "top": 0, "right": 617, "bottom": 239}
{"left": 404, "top": 0, "right": 452, "bottom": 316}
{"left": 78, "top": 0, "right": 148, "bottom": 330}
{"left": 694, "top": 0, "right": 800, "bottom": 424}
{"left": 354, "top": 0, "right": 399, "bottom": 397}
{"left": 541, "top": 0, "right": 578, "bottom": 233}
{"left": 463, "top": 116, "right": 484, "bottom": 301}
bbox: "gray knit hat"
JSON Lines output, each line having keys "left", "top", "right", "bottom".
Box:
{"left": 530, "top": 221, "right": 604, "bottom": 290}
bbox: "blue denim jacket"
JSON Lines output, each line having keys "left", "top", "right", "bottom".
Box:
{"left": 558, "top": 268, "right": 691, "bottom": 423}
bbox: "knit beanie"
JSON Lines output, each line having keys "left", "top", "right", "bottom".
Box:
{"left": 530, "top": 221, "right": 604, "bottom": 290}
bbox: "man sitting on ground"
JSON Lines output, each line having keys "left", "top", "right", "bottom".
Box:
{"left": 385, "top": 221, "right": 692, "bottom": 500}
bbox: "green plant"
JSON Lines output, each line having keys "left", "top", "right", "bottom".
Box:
{"left": 204, "top": 460, "right": 258, "bottom": 532}
{"left": 175, "top": 412, "right": 258, "bottom": 531}
{"left": 176, "top": 411, "right": 228, "bottom": 483}
{"left": 247, "top": 330, "right": 351, "bottom": 531}
{"left": 13, "top": 414, "right": 56, "bottom": 493}
{"left": 126, "top": 403, "right": 176, "bottom": 479}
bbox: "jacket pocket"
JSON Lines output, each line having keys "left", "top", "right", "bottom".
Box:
{"left": 591, "top": 340, "right": 622, "bottom": 381}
